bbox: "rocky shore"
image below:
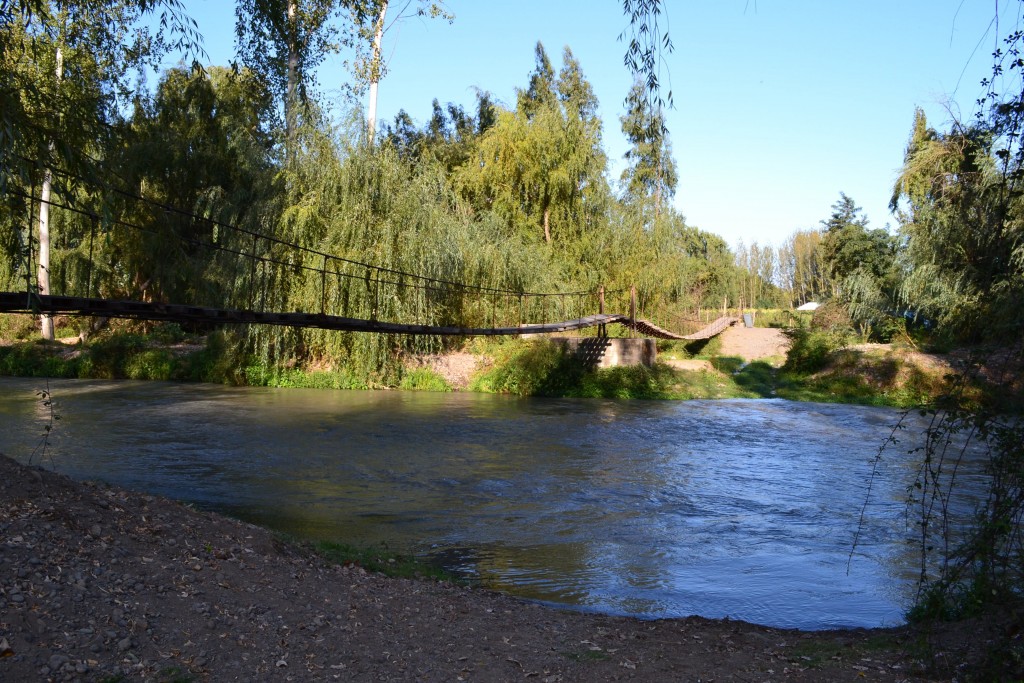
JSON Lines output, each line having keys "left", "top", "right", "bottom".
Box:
{"left": 1, "top": 454, "right": 948, "bottom": 681}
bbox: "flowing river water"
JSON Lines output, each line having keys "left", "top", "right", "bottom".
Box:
{"left": 0, "top": 377, "right": 985, "bottom": 630}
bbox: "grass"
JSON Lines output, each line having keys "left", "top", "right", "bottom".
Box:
{"left": 312, "top": 540, "right": 459, "bottom": 582}
{"left": 398, "top": 367, "right": 452, "bottom": 392}
{"left": 785, "top": 633, "right": 902, "bottom": 669}
{"left": 468, "top": 338, "right": 772, "bottom": 400}
{"left": 0, "top": 318, "right": 981, "bottom": 409}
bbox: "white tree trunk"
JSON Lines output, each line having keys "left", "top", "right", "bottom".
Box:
{"left": 366, "top": 0, "right": 388, "bottom": 146}
{"left": 37, "top": 44, "right": 62, "bottom": 342}
{"left": 38, "top": 167, "right": 54, "bottom": 340}
{"left": 285, "top": 0, "right": 299, "bottom": 163}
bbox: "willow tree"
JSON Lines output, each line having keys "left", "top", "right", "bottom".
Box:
{"left": 457, "top": 43, "right": 608, "bottom": 248}
{"left": 890, "top": 108, "right": 1020, "bottom": 340}
{"left": 0, "top": 0, "right": 201, "bottom": 337}
{"left": 620, "top": 77, "right": 677, "bottom": 218}
{"left": 103, "top": 65, "right": 279, "bottom": 307}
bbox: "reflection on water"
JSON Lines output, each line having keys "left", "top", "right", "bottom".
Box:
{"left": 0, "top": 377, "right": 984, "bottom": 629}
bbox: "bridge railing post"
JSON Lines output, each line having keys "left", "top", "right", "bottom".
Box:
{"left": 630, "top": 285, "right": 636, "bottom": 324}
{"left": 320, "top": 254, "right": 328, "bottom": 314}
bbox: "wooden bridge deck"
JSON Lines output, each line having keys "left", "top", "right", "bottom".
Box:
{"left": 0, "top": 293, "right": 740, "bottom": 341}
{"left": 618, "top": 315, "right": 739, "bottom": 341}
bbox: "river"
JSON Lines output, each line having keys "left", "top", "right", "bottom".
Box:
{"left": 0, "top": 377, "right": 981, "bottom": 630}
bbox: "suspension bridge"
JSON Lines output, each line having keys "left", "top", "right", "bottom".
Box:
{"left": 2, "top": 180, "right": 739, "bottom": 342}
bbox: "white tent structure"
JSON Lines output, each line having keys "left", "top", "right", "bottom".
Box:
{"left": 795, "top": 301, "right": 820, "bottom": 311}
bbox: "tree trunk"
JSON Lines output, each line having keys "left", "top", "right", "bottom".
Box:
{"left": 37, "top": 43, "right": 62, "bottom": 342}
{"left": 366, "top": 0, "right": 388, "bottom": 146}
{"left": 543, "top": 205, "right": 551, "bottom": 243}
{"left": 38, "top": 167, "right": 54, "bottom": 341}
{"left": 285, "top": 0, "right": 298, "bottom": 163}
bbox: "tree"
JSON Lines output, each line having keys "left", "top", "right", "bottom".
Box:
{"left": 382, "top": 92, "right": 495, "bottom": 171}
{"left": 891, "top": 107, "right": 1022, "bottom": 340}
{"left": 105, "top": 65, "right": 279, "bottom": 305}
{"left": 819, "top": 193, "right": 900, "bottom": 339}
{"left": 1, "top": 0, "right": 201, "bottom": 338}
{"left": 457, "top": 43, "right": 607, "bottom": 246}
{"left": 235, "top": 0, "right": 348, "bottom": 161}
{"left": 620, "top": 77, "right": 677, "bottom": 216}
{"left": 776, "top": 229, "right": 826, "bottom": 305}
{"left": 348, "top": 0, "right": 453, "bottom": 145}
{"left": 821, "top": 193, "right": 871, "bottom": 285}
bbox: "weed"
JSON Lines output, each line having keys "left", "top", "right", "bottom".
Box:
{"left": 562, "top": 648, "right": 610, "bottom": 662}
{"left": 399, "top": 367, "right": 452, "bottom": 392}
{"left": 314, "top": 541, "right": 458, "bottom": 582}
{"left": 30, "top": 381, "right": 59, "bottom": 466}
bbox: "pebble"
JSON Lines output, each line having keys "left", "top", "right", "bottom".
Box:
{"left": 49, "top": 653, "right": 70, "bottom": 670}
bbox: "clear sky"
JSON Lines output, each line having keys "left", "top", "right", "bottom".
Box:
{"left": 179, "top": 1, "right": 1018, "bottom": 248}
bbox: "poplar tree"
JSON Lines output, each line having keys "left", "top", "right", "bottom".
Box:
{"left": 235, "top": 0, "right": 347, "bottom": 163}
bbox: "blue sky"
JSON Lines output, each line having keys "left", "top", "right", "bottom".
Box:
{"left": 180, "top": 1, "right": 1018, "bottom": 248}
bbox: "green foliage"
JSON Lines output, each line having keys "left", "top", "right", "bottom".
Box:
{"left": 687, "top": 333, "right": 722, "bottom": 359}
{"left": 243, "top": 366, "right": 369, "bottom": 390}
{"left": 0, "top": 341, "right": 80, "bottom": 378}
{"left": 174, "top": 330, "right": 247, "bottom": 384}
{"left": 782, "top": 328, "right": 850, "bottom": 374}
{"left": 398, "top": 367, "right": 452, "bottom": 392}
{"left": 892, "top": 108, "right": 1024, "bottom": 344}
{"left": 731, "top": 360, "right": 777, "bottom": 396}
{"left": 620, "top": 77, "right": 676, "bottom": 210}
{"left": 469, "top": 338, "right": 762, "bottom": 400}
{"left": 456, "top": 43, "right": 608, "bottom": 246}
{"left": 0, "top": 313, "right": 38, "bottom": 341}
{"left": 149, "top": 322, "right": 186, "bottom": 344}
{"left": 314, "top": 540, "right": 456, "bottom": 582}
{"left": 469, "top": 339, "right": 568, "bottom": 396}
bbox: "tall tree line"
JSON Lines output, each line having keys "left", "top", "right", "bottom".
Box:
{"left": 1, "top": 2, "right": 743, "bottom": 374}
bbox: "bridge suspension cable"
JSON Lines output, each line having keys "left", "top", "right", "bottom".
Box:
{"left": 3, "top": 165, "right": 738, "bottom": 340}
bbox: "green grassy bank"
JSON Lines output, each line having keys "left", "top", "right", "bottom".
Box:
{"left": 1, "top": 315, "right": 1006, "bottom": 410}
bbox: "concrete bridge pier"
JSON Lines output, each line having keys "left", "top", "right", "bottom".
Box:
{"left": 555, "top": 337, "right": 657, "bottom": 368}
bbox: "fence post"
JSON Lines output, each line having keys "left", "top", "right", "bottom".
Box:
{"left": 598, "top": 286, "right": 606, "bottom": 338}
{"left": 630, "top": 285, "right": 636, "bottom": 324}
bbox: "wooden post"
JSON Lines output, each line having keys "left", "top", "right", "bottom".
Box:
{"left": 630, "top": 285, "right": 636, "bottom": 324}
{"left": 598, "top": 285, "right": 606, "bottom": 338}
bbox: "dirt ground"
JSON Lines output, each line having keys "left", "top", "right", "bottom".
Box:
{"left": 1, "top": 454, "right": 982, "bottom": 682}
{"left": 717, "top": 325, "right": 791, "bottom": 362}
{"left": 415, "top": 325, "right": 792, "bottom": 385}
{"left": 408, "top": 352, "right": 482, "bottom": 390}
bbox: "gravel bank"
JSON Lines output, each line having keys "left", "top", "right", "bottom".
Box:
{"left": 1, "top": 454, "right": 936, "bottom": 681}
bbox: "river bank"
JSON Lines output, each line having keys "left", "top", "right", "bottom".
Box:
{"left": 0, "top": 316, "right": 975, "bottom": 409}
{"left": 1, "top": 453, "right": 978, "bottom": 682}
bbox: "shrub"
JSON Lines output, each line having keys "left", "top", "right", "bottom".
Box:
{"left": 782, "top": 329, "right": 850, "bottom": 374}
{"left": 399, "top": 367, "right": 452, "bottom": 392}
